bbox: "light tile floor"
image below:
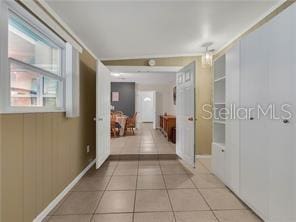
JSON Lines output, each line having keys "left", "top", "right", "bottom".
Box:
{"left": 110, "top": 123, "right": 176, "bottom": 155}
{"left": 44, "top": 124, "right": 262, "bottom": 222}
{"left": 45, "top": 158, "right": 262, "bottom": 222}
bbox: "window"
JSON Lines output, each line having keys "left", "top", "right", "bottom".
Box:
{"left": 0, "top": 0, "right": 80, "bottom": 115}
{"left": 10, "top": 62, "right": 61, "bottom": 108}
{"left": 7, "top": 12, "right": 64, "bottom": 110}
{"left": 8, "top": 14, "right": 62, "bottom": 75}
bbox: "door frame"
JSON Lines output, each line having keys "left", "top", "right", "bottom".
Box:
{"left": 105, "top": 65, "right": 196, "bottom": 165}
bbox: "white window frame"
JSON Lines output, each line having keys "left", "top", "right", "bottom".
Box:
{"left": 0, "top": 0, "right": 66, "bottom": 113}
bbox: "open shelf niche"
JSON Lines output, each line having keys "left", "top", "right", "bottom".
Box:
{"left": 213, "top": 55, "right": 226, "bottom": 145}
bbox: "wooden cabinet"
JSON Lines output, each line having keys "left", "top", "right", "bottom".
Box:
{"left": 159, "top": 115, "right": 176, "bottom": 142}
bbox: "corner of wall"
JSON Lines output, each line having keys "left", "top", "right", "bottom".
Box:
{"left": 80, "top": 49, "right": 97, "bottom": 72}
{"left": 196, "top": 56, "right": 213, "bottom": 155}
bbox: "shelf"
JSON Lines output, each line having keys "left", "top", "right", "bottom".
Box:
{"left": 214, "top": 102, "right": 225, "bottom": 105}
{"left": 214, "top": 103, "right": 225, "bottom": 106}
{"left": 214, "top": 76, "right": 226, "bottom": 82}
{"left": 214, "top": 120, "right": 225, "bottom": 124}
{"left": 212, "top": 142, "right": 225, "bottom": 147}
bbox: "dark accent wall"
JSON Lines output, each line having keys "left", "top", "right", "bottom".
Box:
{"left": 111, "top": 82, "right": 135, "bottom": 117}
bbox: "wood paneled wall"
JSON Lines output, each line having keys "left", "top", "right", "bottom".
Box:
{"left": 0, "top": 50, "right": 96, "bottom": 222}
{"left": 104, "top": 56, "right": 212, "bottom": 155}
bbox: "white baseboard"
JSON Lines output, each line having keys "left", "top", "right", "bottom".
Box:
{"left": 196, "top": 155, "right": 212, "bottom": 159}
{"left": 33, "top": 159, "right": 96, "bottom": 222}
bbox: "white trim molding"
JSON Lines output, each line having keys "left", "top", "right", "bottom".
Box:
{"left": 101, "top": 52, "right": 202, "bottom": 61}
{"left": 107, "top": 65, "right": 182, "bottom": 73}
{"left": 33, "top": 159, "right": 95, "bottom": 222}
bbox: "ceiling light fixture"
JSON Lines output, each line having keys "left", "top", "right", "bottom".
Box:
{"left": 201, "top": 42, "right": 214, "bottom": 67}
{"left": 111, "top": 73, "right": 121, "bottom": 77}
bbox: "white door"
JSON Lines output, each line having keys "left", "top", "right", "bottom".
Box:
{"left": 140, "top": 91, "right": 154, "bottom": 122}
{"left": 176, "top": 62, "right": 196, "bottom": 167}
{"left": 267, "top": 6, "right": 295, "bottom": 220}
{"left": 212, "top": 143, "right": 225, "bottom": 181}
{"left": 240, "top": 24, "right": 269, "bottom": 217}
{"left": 96, "top": 60, "right": 111, "bottom": 169}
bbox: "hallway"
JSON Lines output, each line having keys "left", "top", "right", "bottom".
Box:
{"left": 45, "top": 157, "right": 261, "bottom": 222}
{"left": 110, "top": 123, "right": 176, "bottom": 156}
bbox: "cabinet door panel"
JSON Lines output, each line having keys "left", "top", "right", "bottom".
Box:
{"left": 268, "top": 6, "right": 295, "bottom": 220}
{"left": 225, "top": 44, "right": 240, "bottom": 194}
{"left": 212, "top": 143, "right": 225, "bottom": 182}
{"left": 293, "top": 5, "right": 296, "bottom": 221}
{"left": 239, "top": 25, "right": 269, "bottom": 217}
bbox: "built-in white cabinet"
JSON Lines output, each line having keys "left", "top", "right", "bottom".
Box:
{"left": 212, "top": 3, "right": 296, "bottom": 222}
{"left": 212, "top": 55, "right": 226, "bottom": 183}
{"left": 225, "top": 43, "right": 240, "bottom": 194}
{"left": 267, "top": 6, "right": 295, "bottom": 221}
{"left": 239, "top": 20, "right": 270, "bottom": 218}
{"left": 212, "top": 142, "right": 225, "bottom": 182}
{"left": 240, "top": 4, "right": 296, "bottom": 221}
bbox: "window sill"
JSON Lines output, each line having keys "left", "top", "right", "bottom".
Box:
{"left": 0, "top": 107, "right": 66, "bottom": 114}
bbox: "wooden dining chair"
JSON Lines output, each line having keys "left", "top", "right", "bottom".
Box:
{"left": 125, "top": 112, "right": 137, "bottom": 135}
{"left": 113, "top": 111, "right": 124, "bottom": 116}
{"left": 110, "top": 114, "right": 119, "bottom": 137}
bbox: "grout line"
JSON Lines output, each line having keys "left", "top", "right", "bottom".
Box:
{"left": 90, "top": 160, "right": 118, "bottom": 221}
{"left": 132, "top": 158, "right": 140, "bottom": 222}
{"left": 159, "top": 160, "right": 177, "bottom": 222}
{"left": 189, "top": 176, "right": 221, "bottom": 222}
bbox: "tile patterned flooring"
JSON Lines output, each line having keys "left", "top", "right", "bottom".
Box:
{"left": 44, "top": 124, "right": 262, "bottom": 222}
{"left": 110, "top": 123, "right": 176, "bottom": 156}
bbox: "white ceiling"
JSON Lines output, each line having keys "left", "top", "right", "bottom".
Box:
{"left": 46, "top": 0, "right": 282, "bottom": 60}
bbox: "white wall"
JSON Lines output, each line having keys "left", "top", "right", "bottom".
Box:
{"left": 135, "top": 83, "right": 176, "bottom": 127}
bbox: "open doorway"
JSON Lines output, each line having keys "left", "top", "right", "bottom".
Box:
{"left": 103, "top": 64, "right": 196, "bottom": 167}
{"left": 108, "top": 66, "right": 178, "bottom": 157}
